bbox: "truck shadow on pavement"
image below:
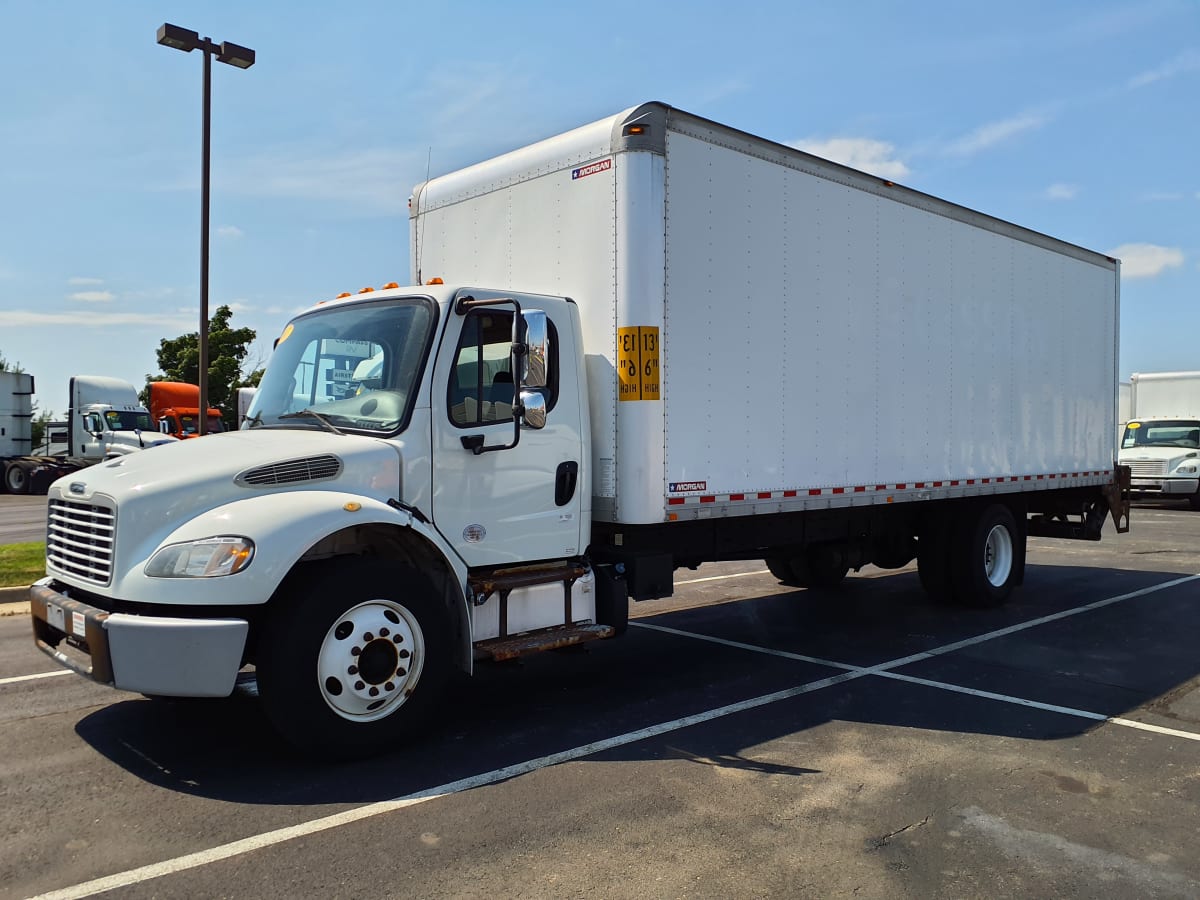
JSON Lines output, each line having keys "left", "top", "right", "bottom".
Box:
{"left": 73, "top": 563, "right": 1200, "bottom": 806}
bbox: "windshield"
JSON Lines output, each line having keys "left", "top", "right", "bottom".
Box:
{"left": 246, "top": 297, "right": 436, "bottom": 434}
{"left": 1121, "top": 420, "right": 1200, "bottom": 450}
{"left": 104, "top": 410, "right": 153, "bottom": 431}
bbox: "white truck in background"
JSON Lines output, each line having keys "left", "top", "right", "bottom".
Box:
{"left": 1119, "top": 371, "right": 1200, "bottom": 508}
{"left": 1, "top": 373, "right": 176, "bottom": 494}
{"left": 30, "top": 102, "right": 1129, "bottom": 758}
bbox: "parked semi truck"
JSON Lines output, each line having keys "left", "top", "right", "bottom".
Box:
{"left": 1, "top": 373, "right": 176, "bottom": 494}
{"left": 30, "top": 103, "right": 1129, "bottom": 758}
{"left": 1, "top": 373, "right": 87, "bottom": 494}
{"left": 147, "top": 381, "right": 224, "bottom": 439}
{"left": 1119, "top": 371, "right": 1200, "bottom": 508}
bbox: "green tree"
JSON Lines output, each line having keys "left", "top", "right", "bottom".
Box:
{"left": 144, "top": 305, "right": 264, "bottom": 431}
{"left": 0, "top": 350, "right": 23, "bottom": 373}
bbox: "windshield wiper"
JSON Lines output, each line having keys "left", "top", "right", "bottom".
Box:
{"left": 278, "top": 409, "right": 345, "bottom": 435}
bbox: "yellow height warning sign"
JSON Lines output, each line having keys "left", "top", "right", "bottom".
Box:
{"left": 617, "top": 326, "right": 661, "bottom": 401}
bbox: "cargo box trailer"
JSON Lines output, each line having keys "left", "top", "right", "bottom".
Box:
{"left": 30, "top": 102, "right": 1129, "bottom": 757}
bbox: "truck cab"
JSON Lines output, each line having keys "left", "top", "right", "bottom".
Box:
{"left": 1118, "top": 418, "right": 1200, "bottom": 508}
{"left": 33, "top": 284, "right": 595, "bottom": 758}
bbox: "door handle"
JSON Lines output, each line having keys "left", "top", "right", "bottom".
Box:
{"left": 555, "top": 461, "right": 579, "bottom": 507}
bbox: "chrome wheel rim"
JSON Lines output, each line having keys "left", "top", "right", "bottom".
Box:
{"left": 317, "top": 600, "right": 425, "bottom": 722}
{"left": 983, "top": 524, "right": 1014, "bottom": 588}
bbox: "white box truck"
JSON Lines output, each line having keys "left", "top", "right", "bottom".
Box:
{"left": 1119, "top": 371, "right": 1200, "bottom": 508}
{"left": 30, "top": 103, "right": 1129, "bottom": 758}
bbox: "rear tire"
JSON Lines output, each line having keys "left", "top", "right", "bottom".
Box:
{"left": 765, "top": 555, "right": 804, "bottom": 587}
{"left": 917, "top": 515, "right": 954, "bottom": 603}
{"left": 950, "top": 503, "right": 1020, "bottom": 608}
{"left": 256, "top": 561, "right": 451, "bottom": 759}
{"left": 4, "top": 462, "right": 30, "bottom": 495}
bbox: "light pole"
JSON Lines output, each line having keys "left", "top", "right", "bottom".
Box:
{"left": 156, "top": 23, "right": 254, "bottom": 435}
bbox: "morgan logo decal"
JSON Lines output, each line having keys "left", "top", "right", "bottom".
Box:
{"left": 572, "top": 158, "right": 612, "bottom": 180}
{"left": 669, "top": 481, "right": 707, "bottom": 493}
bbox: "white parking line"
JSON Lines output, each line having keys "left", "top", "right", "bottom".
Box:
{"left": 634, "top": 574, "right": 1200, "bottom": 745}
{"left": 29, "top": 669, "right": 865, "bottom": 900}
{"left": 675, "top": 569, "right": 770, "bottom": 586}
{"left": 0, "top": 669, "right": 72, "bottom": 687}
{"left": 26, "top": 570, "right": 1200, "bottom": 898}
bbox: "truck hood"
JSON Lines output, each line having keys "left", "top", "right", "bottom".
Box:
{"left": 52, "top": 429, "right": 403, "bottom": 515}
{"left": 1118, "top": 446, "right": 1200, "bottom": 467}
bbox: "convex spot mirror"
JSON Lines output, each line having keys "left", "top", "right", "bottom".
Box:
{"left": 520, "top": 391, "right": 547, "bottom": 430}
{"left": 521, "top": 310, "right": 548, "bottom": 390}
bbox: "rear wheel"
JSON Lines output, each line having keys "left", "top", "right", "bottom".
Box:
{"left": 765, "top": 555, "right": 803, "bottom": 587}
{"left": 917, "top": 515, "right": 954, "bottom": 603}
{"left": 256, "top": 561, "right": 451, "bottom": 759}
{"left": 765, "top": 548, "right": 848, "bottom": 589}
{"left": 950, "top": 503, "right": 1020, "bottom": 608}
{"left": 4, "top": 462, "right": 30, "bottom": 495}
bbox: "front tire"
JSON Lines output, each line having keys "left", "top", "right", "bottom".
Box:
{"left": 256, "top": 561, "right": 451, "bottom": 759}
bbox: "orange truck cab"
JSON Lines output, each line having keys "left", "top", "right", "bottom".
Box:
{"left": 148, "top": 382, "right": 224, "bottom": 438}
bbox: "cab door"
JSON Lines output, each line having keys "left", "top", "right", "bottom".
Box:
{"left": 430, "top": 294, "right": 584, "bottom": 568}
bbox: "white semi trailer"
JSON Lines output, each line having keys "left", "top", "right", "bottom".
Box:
{"left": 31, "top": 103, "right": 1129, "bottom": 757}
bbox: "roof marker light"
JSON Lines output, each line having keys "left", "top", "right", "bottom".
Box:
{"left": 426, "top": 277, "right": 444, "bottom": 285}
{"left": 336, "top": 292, "right": 352, "bottom": 299}
{"left": 381, "top": 282, "right": 399, "bottom": 289}
{"left": 358, "top": 287, "right": 374, "bottom": 294}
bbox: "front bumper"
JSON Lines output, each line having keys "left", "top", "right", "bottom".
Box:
{"left": 29, "top": 580, "right": 249, "bottom": 697}
{"left": 1130, "top": 476, "right": 1199, "bottom": 496}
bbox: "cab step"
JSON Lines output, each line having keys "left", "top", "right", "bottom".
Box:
{"left": 475, "top": 622, "right": 615, "bottom": 662}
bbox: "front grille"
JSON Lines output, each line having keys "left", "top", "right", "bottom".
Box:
{"left": 237, "top": 454, "right": 343, "bottom": 486}
{"left": 1127, "top": 460, "right": 1168, "bottom": 479}
{"left": 47, "top": 498, "right": 116, "bottom": 586}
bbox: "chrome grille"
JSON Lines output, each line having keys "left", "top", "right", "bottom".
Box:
{"left": 237, "top": 454, "right": 342, "bottom": 486}
{"left": 47, "top": 498, "right": 116, "bottom": 586}
{"left": 1127, "top": 460, "right": 1167, "bottom": 479}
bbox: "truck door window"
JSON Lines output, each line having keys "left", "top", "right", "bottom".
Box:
{"left": 448, "top": 310, "right": 558, "bottom": 427}
{"left": 450, "top": 312, "right": 515, "bottom": 426}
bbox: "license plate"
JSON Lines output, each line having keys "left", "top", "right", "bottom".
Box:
{"left": 47, "top": 601, "right": 66, "bottom": 633}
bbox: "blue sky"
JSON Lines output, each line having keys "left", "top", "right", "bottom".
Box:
{"left": 1, "top": 0, "right": 1196, "bottom": 416}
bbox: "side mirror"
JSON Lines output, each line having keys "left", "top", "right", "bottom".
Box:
{"left": 521, "top": 310, "right": 549, "bottom": 390}
{"left": 520, "top": 391, "right": 547, "bottom": 430}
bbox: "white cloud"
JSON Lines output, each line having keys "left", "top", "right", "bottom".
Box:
{"left": 1045, "top": 183, "right": 1078, "bottom": 200}
{"left": 945, "top": 112, "right": 1050, "bottom": 156}
{"left": 68, "top": 291, "right": 115, "bottom": 303}
{"left": 791, "top": 137, "right": 910, "bottom": 180}
{"left": 1108, "top": 243, "right": 1184, "bottom": 279}
{"left": 1128, "top": 49, "right": 1200, "bottom": 89}
{"left": 1142, "top": 191, "right": 1184, "bottom": 202}
{"left": 67, "top": 276, "right": 104, "bottom": 286}
{"left": 217, "top": 225, "right": 244, "bottom": 239}
{"left": 0, "top": 310, "right": 195, "bottom": 329}
{"left": 223, "top": 146, "right": 421, "bottom": 214}
{"left": 225, "top": 301, "right": 254, "bottom": 314}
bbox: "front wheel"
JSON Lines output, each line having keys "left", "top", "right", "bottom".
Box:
{"left": 256, "top": 561, "right": 451, "bottom": 759}
{"left": 1188, "top": 487, "right": 1200, "bottom": 511}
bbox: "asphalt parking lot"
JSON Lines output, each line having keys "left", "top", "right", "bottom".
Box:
{"left": 1, "top": 500, "right": 1199, "bottom": 899}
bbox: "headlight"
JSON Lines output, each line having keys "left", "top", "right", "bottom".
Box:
{"left": 145, "top": 536, "right": 255, "bottom": 578}
{"left": 1177, "top": 464, "right": 1197, "bottom": 474}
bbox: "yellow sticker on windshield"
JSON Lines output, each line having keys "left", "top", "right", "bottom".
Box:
{"left": 1128, "top": 422, "right": 1141, "bottom": 429}
{"left": 277, "top": 323, "right": 294, "bottom": 345}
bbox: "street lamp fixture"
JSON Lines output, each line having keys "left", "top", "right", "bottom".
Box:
{"left": 156, "top": 23, "right": 255, "bottom": 435}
